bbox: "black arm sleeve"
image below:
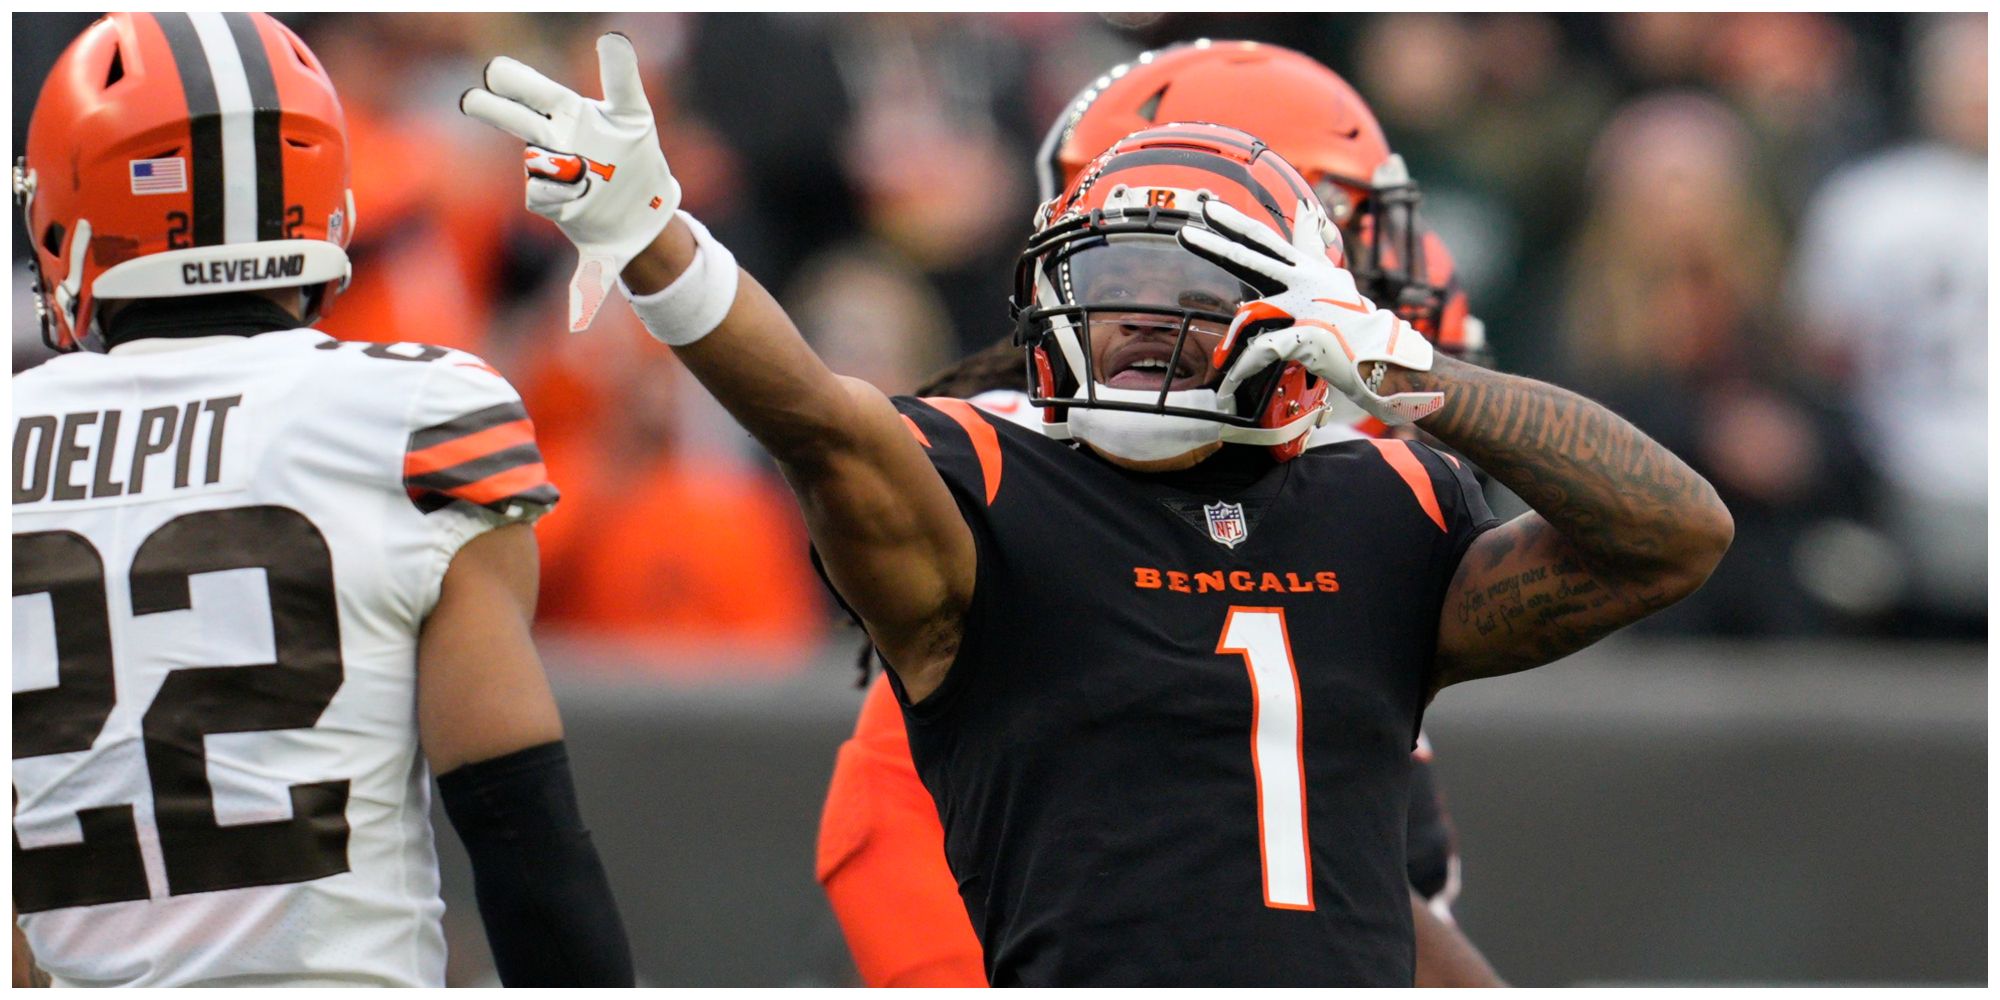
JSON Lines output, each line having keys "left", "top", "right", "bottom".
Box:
{"left": 1405, "top": 755, "right": 1458, "bottom": 902}
{"left": 436, "top": 741, "right": 635, "bottom": 986}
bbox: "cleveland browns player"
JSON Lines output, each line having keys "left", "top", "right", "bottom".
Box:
{"left": 465, "top": 34, "right": 1730, "bottom": 986}
{"left": 814, "top": 41, "right": 1502, "bottom": 988}
{"left": 13, "top": 13, "right": 630, "bottom": 986}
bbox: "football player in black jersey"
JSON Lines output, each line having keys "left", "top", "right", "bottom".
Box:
{"left": 818, "top": 41, "right": 1502, "bottom": 989}
{"left": 466, "top": 35, "right": 1732, "bottom": 986}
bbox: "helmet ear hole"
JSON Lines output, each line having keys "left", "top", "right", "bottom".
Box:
{"left": 105, "top": 47, "right": 124, "bottom": 88}
{"left": 40, "top": 222, "right": 64, "bottom": 257}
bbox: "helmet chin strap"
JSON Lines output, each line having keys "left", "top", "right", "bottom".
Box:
{"left": 1064, "top": 384, "right": 1227, "bottom": 464}
{"left": 1055, "top": 383, "right": 1330, "bottom": 460}
{"left": 51, "top": 218, "right": 92, "bottom": 344}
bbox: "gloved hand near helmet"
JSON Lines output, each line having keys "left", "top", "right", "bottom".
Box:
{"left": 1179, "top": 198, "right": 1445, "bottom": 427}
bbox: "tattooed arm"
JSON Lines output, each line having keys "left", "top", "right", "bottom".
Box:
{"left": 1379, "top": 354, "right": 1733, "bottom": 691}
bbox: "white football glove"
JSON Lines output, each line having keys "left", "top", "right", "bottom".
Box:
{"left": 461, "top": 33, "right": 681, "bottom": 332}
{"left": 1179, "top": 198, "right": 1444, "bottom": 426}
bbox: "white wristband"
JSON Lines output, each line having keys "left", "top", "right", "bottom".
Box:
{"left": 622, "top": 210, "right": 739, "bottom": 347}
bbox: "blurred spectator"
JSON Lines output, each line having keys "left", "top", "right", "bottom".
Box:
{"left": 1702, "top": 14, "right": 1886, "bottom": 217}
{"left": 512, "top": 279, "right": 829, "bottom": 673}
{"left": 1559, "top": 94, "right": 1864, "bottom": 635}
{"left": 297, "top": 14, "right": 523, "bottom": 354}
{"left": 785, "top": 242, "right": 956, "bottom": 396}
{"left": 827, "top": 15, "right": 1039, "bottom": 355}
{"left": 1355, "top": 14, "right": 1614, "bottom": 375}
{"left": 1786, "top": 14, "right": 1987, "bottom": 635}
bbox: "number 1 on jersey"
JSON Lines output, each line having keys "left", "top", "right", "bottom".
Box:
{"left": 1217, "top": 606, "right": 1314, "bottom": 910}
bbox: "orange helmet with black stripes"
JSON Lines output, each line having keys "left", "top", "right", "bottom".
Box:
{"left": 1037, "top": 39, "right": 1469, "bottom": 364}
{"left": 17, "top": 12, "right": 354, "bottom": 351}
{"left": 1012, "top": 122, "right": 1335, "bottom": 464}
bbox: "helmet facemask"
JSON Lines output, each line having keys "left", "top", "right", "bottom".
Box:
{"left": 1327, "top": 156, "right": 1448, "bottom": 344}
{"left": 1013, "top": 201, "right": 1303, "bottom": 464}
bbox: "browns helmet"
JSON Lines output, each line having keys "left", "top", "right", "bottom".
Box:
{"left": 1036, "top": 39, "right": 1468, "bottom": 359}
{"left": 17, "top": 12, "right": 354, "bottom": 351}
{"left": 1012, "top": 122, "right": 1337, "bottom": 464}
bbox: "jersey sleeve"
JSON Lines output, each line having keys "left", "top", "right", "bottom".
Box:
{"left": 1361, "top": 436, "right": 1500, "bottom": 566}
{"left": 402, "top": 355, "right": 559, "bottom": 522}
{"left": 803, "top": 396, "right": 1002, "bottom": 631}
{"left": 397, "top": 352, "right": 559, "bottom": 593}
{"left": 806, "top": 396, "right": 1007, "bottom": 718}
{"left": 891, "top": 396, "right": 1007, "bottom": 514}
{"left": 1419, "top": 440, "right": 1501, "bottom": 566}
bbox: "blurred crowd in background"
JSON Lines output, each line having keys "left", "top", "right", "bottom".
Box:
{"left": 14, "top": 13, "right": 1988, "bottom": 675}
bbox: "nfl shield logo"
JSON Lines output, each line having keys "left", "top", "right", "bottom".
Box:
{"left": 1204, "top": 500, "right": 1248, "bottom": 549}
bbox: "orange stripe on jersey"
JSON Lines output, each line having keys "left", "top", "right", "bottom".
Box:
{"left": 1364, "top": 438, "right": 1446, "bottom": 532}
{"left": 900, "top": 415, "right": 932, "bottom": 448}
{"left": 448, "top": 461, "right": 552, "bottom": 507}
{"left": 402, "top": 419, "right": 535, "bottom": 477}
{"left": 919, "top": 397, "right": 1002, "bottom": 505}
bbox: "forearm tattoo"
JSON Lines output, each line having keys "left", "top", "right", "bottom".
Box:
{"left": 1386, "top": 355, "right": 1723, "bottom": 577}
{"left": 1381, "top": 356, "right": 1730, "bottom": 682}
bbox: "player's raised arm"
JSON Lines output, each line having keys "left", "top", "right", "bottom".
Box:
{"left": 1181, "top": 198, "right": 1732, "bottom": 690}
{"left": 460, "top": 34, "right": 972, "bottom": 699}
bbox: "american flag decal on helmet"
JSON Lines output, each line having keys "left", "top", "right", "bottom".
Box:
{"left": 129, "top": 157, "right": 188, "bottom": 195}
{"left": 403, "top": 401, "right": 558, "bottom": 515}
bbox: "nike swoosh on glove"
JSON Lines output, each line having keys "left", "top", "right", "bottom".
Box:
{"left": 1179, "top": 197, "right": 1445, "bottom": 426}
{"left": 461, "top": 32, "right": 681, "bottom": 332}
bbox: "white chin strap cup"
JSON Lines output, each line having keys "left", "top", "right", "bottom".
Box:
{"left": 1055, "top": 383, "right": 1325, "bottom": 463}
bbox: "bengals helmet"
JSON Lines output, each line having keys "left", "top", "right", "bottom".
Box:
{"left": 1036, "top": 39, "right": 1463, "bottom": 358}
{"left": 1012, "top": 122, "right": 1337, "bottom": 464}
{"left": 17, "top": 12, "right": 354, "bottom": 351}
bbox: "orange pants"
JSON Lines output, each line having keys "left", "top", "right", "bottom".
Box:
{"left": 816, "top": 676, "right": 986, "bottom": 987}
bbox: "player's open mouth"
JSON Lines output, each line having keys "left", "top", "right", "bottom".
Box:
{"left": 1103, "top": 339, "right": 1205, "bottom": 392}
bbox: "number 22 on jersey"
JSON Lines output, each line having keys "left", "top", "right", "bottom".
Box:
{"left": 1216, "top": 606, "right": 1314, "bottom": 911}
{"left": 13, "top": 506, "right": 349, "bottom": 913}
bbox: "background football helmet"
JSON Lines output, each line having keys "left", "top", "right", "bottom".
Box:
{"left": 18, "top": 12, "right": 354, "bottom": 350}
{"left": 1036, "top": 39, "right": 1476, "bottom": 362}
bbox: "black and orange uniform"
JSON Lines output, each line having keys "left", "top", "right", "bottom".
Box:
{"left": 816, "top": 673, "right": 1466, "bottom": 987}
{"left": 873, "top": 396, "right": 1496, "bottom": 987}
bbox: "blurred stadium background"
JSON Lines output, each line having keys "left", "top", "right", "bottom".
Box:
{"left": 13, "top": 12, "right": 1987, "bottom": 987}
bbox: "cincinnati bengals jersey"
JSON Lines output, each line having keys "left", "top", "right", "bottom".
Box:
{"left": 880, "top": 396, "right": 1495, "bottom": 986}
{"left": 11, "top": 329, "right": 556, "bottom": 987}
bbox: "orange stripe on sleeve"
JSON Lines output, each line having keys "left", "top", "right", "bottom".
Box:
{"left": 1364, "top": 438, "right": 1446, "bottom": 532}
{"left": 447, "top": 461, "right": 552, "bottom": 507}
{"left": 900, "top": 415, "right": 932, "bottom": 448}
{"left": 402, "top": 419, "right": 536, "bottom": 477}
{"left": 919, "top": 397, "right": 1002, "bottom": 505}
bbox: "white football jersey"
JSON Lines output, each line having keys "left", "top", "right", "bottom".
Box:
{"left": 11, "top": 329, "right": 556, "bottom": 987}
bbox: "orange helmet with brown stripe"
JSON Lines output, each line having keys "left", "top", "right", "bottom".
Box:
{"left": 17, "top": 12, "right": 354, "bottom": 351}
{"left": 1037, "top": 39, "right": 1472, "bottom": 365}
{"left": 1012, "top": 122, "right": 1336, "bottom": 466}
